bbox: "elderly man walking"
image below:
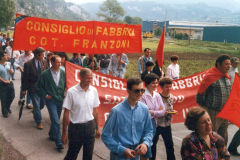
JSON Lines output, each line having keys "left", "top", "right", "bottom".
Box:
{"left": 101, "top": 77, "right": 153, "bottom": 160}
{"left": 196, "top": 54, "right": 231, "bottom": 145}
{"left": 61, "top": 68, "right": 101, "bottom": 160}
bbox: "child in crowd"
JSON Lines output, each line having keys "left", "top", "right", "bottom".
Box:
{"left": 150, "top": 77, "right": 177, "bottom": 160}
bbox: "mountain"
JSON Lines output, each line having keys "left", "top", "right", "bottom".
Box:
{"left": 13, "top": 0, "right": 92, "bottom": 21}
{"left": 80, "top": 1, "right": 240, "bottom": 25}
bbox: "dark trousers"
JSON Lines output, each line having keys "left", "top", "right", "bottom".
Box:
{"left": 64, "top": 120, "right": 96, "bottom": 160}
{"left": 228, "top": 129, "right": 240, "bottom": 151}
{"left": 0, "top": 82, "right": 15, "bottom": 115}
{"left": 150, "top": 126, "right": 176, "bottom": 160}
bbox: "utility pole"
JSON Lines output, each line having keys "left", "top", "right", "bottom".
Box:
{"left": 165, "top": 10, "right": 167, "bottom": 36}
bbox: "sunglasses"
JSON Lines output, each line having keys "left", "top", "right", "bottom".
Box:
{"left": 132, "top": 89, "right": 145, "bottom": 94}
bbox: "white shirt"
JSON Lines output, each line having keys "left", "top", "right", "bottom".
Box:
{"left": 63, "top": 84, "right": 100, "bottom": 124}
{"left": 228, "top": 65, "right": 238, "bottom": 85}
{"left": 14, "top": 52, "right": 34, "bottom": 68}
{"left": 50, "top": 68, "right": 60, "bottom": 86}
{"left": 167, "top": 63, "right": 180, "bottom": 79}
{"left": 5, "top": 46, "right": 20, "bottom": 58}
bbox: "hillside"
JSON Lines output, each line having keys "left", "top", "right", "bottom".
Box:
{"left": 80, "top": 1, "right": 240, "bottom": 25}
{"left": 13, "top": 0, "right": 92, "bottom": 21}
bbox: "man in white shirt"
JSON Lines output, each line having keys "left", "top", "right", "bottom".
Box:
{"left": 61, "top": 68, "right": 101, "bottom": 160}
{"left": 167, "top": 55, "right": 180, "bottom": 80}
{"left": 228, "top": 57, "right": 239, "bottom": 85}
{"left": 14, "top": 50, "right": 34, "bottom": 109}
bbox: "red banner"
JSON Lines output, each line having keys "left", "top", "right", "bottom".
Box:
{"left": 13, "top": 14, "right": 142, "bottom": 54}
{"left": 66, "top": 61, "right": 208, "bottom": 127}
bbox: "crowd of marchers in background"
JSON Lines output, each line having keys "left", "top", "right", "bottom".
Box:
{"left": 0, "top": 33, "right": 239, "bottom": 160}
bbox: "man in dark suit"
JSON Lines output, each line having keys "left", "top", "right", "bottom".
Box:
{"left": 22, "top": 47, "right": 49, "bottom": 130}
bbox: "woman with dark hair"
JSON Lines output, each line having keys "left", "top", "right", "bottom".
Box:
{"left": 140, "top": 73, "right": 166, "bottom": 160}
{"left": 181, "top": 107, "right": 230, "bottom": 160}
{"left": 167, "top": 55, "right": 179, "bottom": 80}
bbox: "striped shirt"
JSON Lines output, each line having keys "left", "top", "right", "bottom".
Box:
{"left": 196, "top": 76, "right": 231, "bottom": 111}
{"left": 140, "top": 88, "right": 165, "bottom": 124}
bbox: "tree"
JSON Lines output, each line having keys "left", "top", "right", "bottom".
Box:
{"left": 0, "top": 0, "right": 15, "bottom": 29}
{"left": 154, "top": 27, "right": 162, "bottom": 36}
{"left": 96, "top": 0, "right": 126, "bottom": 23}
{"left": 124, "top": 15, "right": 142, "bottom": 24}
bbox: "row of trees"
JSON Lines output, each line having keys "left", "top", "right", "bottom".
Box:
{"left": 0, "top": 0, "right": 15, "bottom": 29}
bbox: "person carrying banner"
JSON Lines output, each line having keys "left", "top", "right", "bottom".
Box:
{"left": 140, "top": 73, "right": 165, "bottom": 160}
{"left": 137, "top": 48, "right": 153, "bottom": 77}
{"left": 109, "top": 53, "right": 129, "bottom": 78}
{"left": 196, "top": 54, "right": 231, "bottom": 145}
{"left": 0, "top": 51, "right": 15, "bottom": 118}
{"left": 166, "top": 55, "right": 180, "bottom": 80}
{"left": 22, "top": 47, "right": 49, "bottom": 130}
{"left": 83, "top": 54, "right": 100, "bottom": 71}
{"left": 101, "top": 77, "right": 153, "bottom": 160}
{"left": 14, "top": 50, "right": 34, "bottom": 109}
{"left": 151, "top": 77, "right": 177, "bottom": 160}
{"left": 69, "top": 53, "right": 82, "bottom": 67}
{"left": 141, "top": 61, "right": 154, "bottom": 82}
{"left": 35, "top": 55, "right": 65, "bottom": 151}
{"left": 61, "top": 68, "right": 101, "bottom": 160}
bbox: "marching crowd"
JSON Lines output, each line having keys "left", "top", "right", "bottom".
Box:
{"left": 0, "top": 33, "right": 239, "bottom": 160}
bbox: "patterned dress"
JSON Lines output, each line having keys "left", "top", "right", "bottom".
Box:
{"left": 181, "top": 132, "right": 230, "bottom": 160}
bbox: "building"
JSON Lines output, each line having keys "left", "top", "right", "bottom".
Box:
{"left": 202, "top": 26, "right": 240, "bottom": 43}
{"left": 142, "top": 20, "right": 237, "bottom": 40}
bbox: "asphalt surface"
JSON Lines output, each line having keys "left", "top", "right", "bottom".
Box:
{"left": 0, "top": 70, "right": 239, "bottom": 160}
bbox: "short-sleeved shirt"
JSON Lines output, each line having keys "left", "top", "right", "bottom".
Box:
{"left": 63, "top": 84, "right": 100, "bottom": 124}
{"left": 0, "top": 62, "right": 11, "bottom": 81}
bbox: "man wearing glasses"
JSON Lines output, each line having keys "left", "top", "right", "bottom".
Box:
{"left": 101, "top": 77, "right": 153, "bottom": 160}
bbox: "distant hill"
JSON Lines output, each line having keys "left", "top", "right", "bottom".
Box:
{"left": 80, "top": 1, "right": 240, "bottom": 25}
{"left": 13, "top": 0, "right": 92, "bottom": 21}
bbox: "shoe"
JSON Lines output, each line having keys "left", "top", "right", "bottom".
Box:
{"left": 26, "top": 105, "right": 33, "bottom": 109}
{"left": 56, "top": 145, "right": 64, "bottom": 152}
{"left": 49, "top": 136, "right": 54, "bottom": 141}
{"left": 228, "top": 149, "right": 240, "bottom": 156}
{"left": 8, "top": 109, "right": 12, "bottom": 114}
{"left": 12, "top": 78, "right": 15, "bottom": 80}
{"left": 37, "top": 123, "right": 43, "bottom": 130}
{"left": 18, "top": 100, "right": 22, "bottom": 106}
{"left": 3, "top": 113, "right": 8, "bottom": 118}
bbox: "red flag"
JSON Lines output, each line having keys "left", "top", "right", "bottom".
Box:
{"left": 155, "top": 26, "right": 165, "bottom": 67}
{"left": 216, "top": 73, "right": 240, "bottom": 128}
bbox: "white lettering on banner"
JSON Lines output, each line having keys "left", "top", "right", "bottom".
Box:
{"left": 93, "top": 74, "right": 99, "bottom": 86}
{"left": 172, "top": 74, "right": 205, "bottom": 90}
{"left": 75, "top": 69, "right": 80, "bottom": 82}
{"left": 104, "top": 113, "right": 109, "bottom": 121}
{"left": 182, "top": 108, "right": 190, "bottom": 119}
{"left": 173, "top": 95, "right": 185, "bottom": 103}
{"left": 74, "top": 70, "right": 127, "bottom": 90}
{"left": 103, "top": 95, "right": 125, "bottom": 104}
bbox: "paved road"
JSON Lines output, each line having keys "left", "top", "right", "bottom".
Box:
{"left": 0, "top": 71, "right": 239, "bottom": 160}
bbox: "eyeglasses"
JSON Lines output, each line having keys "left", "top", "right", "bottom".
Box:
{"left": 132, "top": 89, "right": 145, "bottom": 94}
